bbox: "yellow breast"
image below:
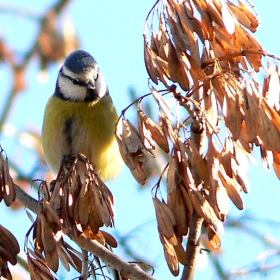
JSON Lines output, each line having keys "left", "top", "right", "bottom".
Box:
{"left": 42, "top": 95, "right": 123, "bottom": 181}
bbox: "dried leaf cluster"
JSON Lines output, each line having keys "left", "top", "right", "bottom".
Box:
{"left": 0, "top": 224, "right": 20, "bottom": 280}
{"left": 0, "top": 150, "right": 19, "bottom": 279}
{"left": 115, "top": 0, "right": 280, "bottom": 275}
{"left": 0, "top": 151, "right": 15, "bottom": 206}
{"left": 26, "top": 154, "right": 118, "bottom": 280}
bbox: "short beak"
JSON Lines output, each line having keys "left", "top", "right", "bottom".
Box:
{"left": 87, "top": 80, "right": 95, "bottom": 89}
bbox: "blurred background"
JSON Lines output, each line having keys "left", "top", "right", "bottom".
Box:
{"left": 0, "top": 0, "right": 280, "bottom": 279}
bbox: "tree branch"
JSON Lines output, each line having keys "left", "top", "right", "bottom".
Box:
{"left": 181, "top": 212, "right": 203, "bottom": 280}
{"left": 72, "top": 235, "right": 157, "bottom": 280}
{"left": 14, "top": 183, "right": 39, "bottom": 213}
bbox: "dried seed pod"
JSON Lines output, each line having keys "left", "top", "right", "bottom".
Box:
{"left": 160, "top": 112, "right": 177, "bottom": 144}
{"left": 151, "top": 87, "right": 173, "bottom": 120}
{"left": 138, "top": 109, "right": 169, "bottom": 153}
{"left": 189, "top": 187, "right": 220, "bottom": 231}
{"left": 207, "top": 226, "right": 221, "bottom": 249}
{"left": 0, "top": 153, "right": 15, "bottom": 206}
{"left": 159, "top": 233, "right": 179, "bottom": 276}
{"left": 223, "top": 85, "right": 242, "bottom": 140}
{"left": 74, "top": 178, "right": 90, "bottom": 229}
{"left": 27, "top": 248, "right": 57, "bottom": 280}
{"left": 0, "top": 224, "right": 20, "bottom": 266}
{"left": 218, "top": 167, "right": 244, "bottom": 210}
{"left": 168, "top": 183, "right": 190, "bottom": 236}
{"left": 153, "top": 197, "right": 176, "bottom": 239}
{"left": 144, "top": 33, "right": 158, "bottom": 84}
{"left": 130, "top": 162, "right": 148, "bottom": 185}
{"left": 242, "top": 84, "right": 259, "bottom": 143}
{"left": 258, "top": 99, "right": 280, "bottom": 153}
{"left": 167, "top": 38, "right": 190, "bottom": 91}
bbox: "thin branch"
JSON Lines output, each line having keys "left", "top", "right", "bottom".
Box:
{"left": 80, "top": 250, "right": 89, "bottom": 280}
{"left": 181, "top": 212, "right": 204, "bottom": 280}
{"left": 72, "top": 235, "right": 157, "bottom": 280}
{"left": 14, "top": 183, "right": 38, "bottom": 213}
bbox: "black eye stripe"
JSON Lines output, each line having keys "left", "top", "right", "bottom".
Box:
{"left": 62, "top": 74, "right": 87, "bottom": 87}
{"left": 61, "top": 71, "right": 99, "bottom": 87}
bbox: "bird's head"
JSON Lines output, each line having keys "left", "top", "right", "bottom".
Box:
{"left": 55, "top": 50, "right": 108, "bottom": 102}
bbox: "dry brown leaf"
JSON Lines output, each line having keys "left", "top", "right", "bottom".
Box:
{"left": 138, "top": 109, "right": 169, "bottom": 153}
{"left": 167, "top": 155, "right": 177, "bottom": 194}
{"left": 166, "top": 6, "right": 193, "bottom": 53}
{"left": 242, "top": 84, "right": 260, "bottom": 143}
{"left": 173, "top": 242, "right": 188, "bottom": 266}
{"left": 223, "top": 87, "right": 242, "bottom": 140}
{"left": 55, "top": 244, "right": 70, "bottom": 272}
{"left": 131, "top": 162, "right": 148, "bottom": 185}
{"left": 168, "top": 39, "right": 190, "bottom": 91}
{"left": 169, "top": 0, "right": 201, "bottom": 62}
{"left": 115, "top": 122, "right": 138, "bottom": 170}
{"left": 74, "top": 179, "right": 90, "bottom": 228}
{"left": 235, "top": 24, "right": 262, "bottom": 71}
{"left": 100, "top": 230, "right": 118, "bottom": 248}
{"left": 157, "top": 15, "right": 169, "bottom": 61}
{"left": 264, "top": 64, "right": 280, "bottom": 111}
{"left": 92, "top": 180, "right": 114, "bottom": 228}
{"left": 168, "top": 184, "right": 190, "bottom": 237}
{"left": 40, "top": 214, "right": 55, "bottom": 254}
{"left": 45, "top": 249, "right": 59, "bottom": 273}
{"left": 219, "top": 144, "right": 233, "bottom": 179}
{"left": 159, "top": 233, "right": 179, "bottom": 276}
{"left": 190, "top": 188, "right": 220, "bottom": 230}
{"left": 2, "top": 157, "right": 15, "bottom": 206}
{"left": 187, "top": 138, "right": 210, "bottom": 185}
{"left": 237, "top": 0, "right": 259, "bottom": 32}
{"left": 144, "top": 29, "right": 158, "bottom": 84}
{"left": 258, "top": 99, "right": 280, "bottom": 153}
{"left": 160, "top": 112, "right": 177, "bottom": 144}
{"left": 0, "top": 224, "right": 19, "bottom": 264}
{"left": 27, "top": 249, "right": 57, "bottom": 280}
{"left": 88, "top": 184, "right": 103, "bottom": 233}
{"left": 153, "top": 197, "right": 176, "bottom": 239}
{"left": 207, "top": 226, "right": 221, "bottom": 249}
{"left": 273, "top": 151, "right": 280, "bottom": 179}
{"left": 220, "top": 1, "right": 235, "bottom": 35}
{"left": 63, "top": 244, "right": 82, "bottom": 273}
{"left": 151, "top": 87, "right": 173, "bottom": 120}
{"left": 238, "top": 123, "right": 253, "bottom": 153}
{"left": 218, "top": 167, "right": 244, "bottom": 210}
{"left": 204, "top": 89, "right": 219, "bottom": 134}
{"left": 215, "top": 181, "right": 230, "bottom": 218}
{"left": 179, "top": 183, "right": 193, "bottom": 216}
{"left": 122, "top": 118, "right": 145, "bottom": 154}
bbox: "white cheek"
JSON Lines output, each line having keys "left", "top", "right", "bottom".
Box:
{"left": 96, "top": 72, "right": 107, "bottom": 98}
{"left": 58, "top": 76, "right": 87, "bottom": 101}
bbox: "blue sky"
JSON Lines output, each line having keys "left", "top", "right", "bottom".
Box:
{"left": 1, "top": 0, "right": 280, "bottom": 279}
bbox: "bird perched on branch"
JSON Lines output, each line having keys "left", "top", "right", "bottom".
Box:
{"left": 42, "top": 50, "right": 123, "bottom": 181}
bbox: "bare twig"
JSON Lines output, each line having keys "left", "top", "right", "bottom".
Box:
{"left": 80, "top": 250, "right": 89, "bottom": 280}
{"left": 181, "top": 212, "right": 203, "bottom": 280}
{"left": 72, "top": 235, "right": 157, "bottom": 280}
{"left": 14, "top": 183, "right": 38, "bottom": 213}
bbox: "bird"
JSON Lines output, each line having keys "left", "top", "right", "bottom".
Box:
{"left": 42, "top": 50, "right": 123, "bottom": 181}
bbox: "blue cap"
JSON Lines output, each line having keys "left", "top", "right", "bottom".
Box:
{"left": 64, "top": 50, "right": 97, "bottom": 74}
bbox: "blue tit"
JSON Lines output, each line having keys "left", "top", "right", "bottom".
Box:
{"left": 42, "top": 50, "right": 123, "bottom": 181}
